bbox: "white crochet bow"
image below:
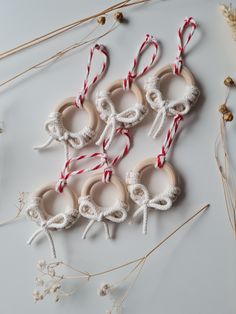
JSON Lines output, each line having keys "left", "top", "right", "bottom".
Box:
{"left": 79, "top": 195, "right": 128, "bottom": 239}
{"left": 127, "top": 180, "right": 180, "bottom": 234}
{"left": 34, "top": 112, "right": 95, "bottom": 157}
{"left": 145, "top": 75, "right": 200, "bottom": 138}
{"left": 96, "top": 90, "right": 147, "bottom": 149}
{"left": 26, "top": 196, "right": 79, "bottom": 258}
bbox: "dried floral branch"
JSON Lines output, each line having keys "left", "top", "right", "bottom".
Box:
{"left": 219, "top": 3, "right": 236, "bottom": 40}
{"left": 0, "top": 192, "right": 28, "bottom": 226}
{"left": 33, "top": 203, "right": 209, "bottom": 309}
{"left": 0, "top": 20, "right": 117, "bottom": 89}
{"left": 215, "top": 76, "right": 236, "bottom": 235}
{"left": 0, "top": 0, "right": 150, "bottom": 60}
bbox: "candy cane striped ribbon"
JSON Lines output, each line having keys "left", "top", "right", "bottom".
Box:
{"left": 75, "top": 44, "right": 109, "bottom": 108}
{"left": 123, "top": 34, "right": 159, "bottom": 90}
{"left": 56, "top": 128, "right": 131, "bottom": 192}
{"left": 102, "top": 128, "right": 131, "bottom": 183}
{"left": 173, "top": 17, "right": 197, "bottom": 76}
{"left": 56, "top": 152, "right": 107, "bottom": 193}
{"left": 156, "top": 114, "right": 183, "bottom": 168}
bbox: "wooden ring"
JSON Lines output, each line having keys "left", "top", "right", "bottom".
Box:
{"left": 155, "top": 64, "right": 195, "bottom": 85}
{"left": 33, "top": 182, "right": 78, "bottom": 221}
{"left": 81, "top": 173, "right": 127, "bottom": 202}
{"left": 106, "top": 79, "right": 145, "bottom": 105}
{"left": 96, "top": 79, "right": 148, "bottom": 128}
{"left": 133, "top": 157, "right": 178, "bottom": 186}
{"left": 145, "top": 64, "right": 200, "bottom": 118}
{"left": 55, "top": 96, "right": 98, "bottom": 132}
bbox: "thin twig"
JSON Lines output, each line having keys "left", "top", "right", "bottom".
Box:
{"left": 0, "top": 0, "right": 150, "bottom": 60}
{"left": 0, "top": 22, "right": 117, "bottom": 89}
{"left": 88, "top": 203, "right": 209, "bottom": 277}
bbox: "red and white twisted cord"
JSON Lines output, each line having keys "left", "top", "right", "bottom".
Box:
{"left": 156, "top": 114, "right": 183, "bottom": 168}
{"left": 123, "top": 34, "right": 159, "bottom": 90}
{"left": 56, "top": 128, "right": 131, "bottom": 192}
{"left": 102, "top": 128, "right": 131, "bottom": 183}
{"left": 75, "top": 44, "right": 109, "bottom": 108}
{"left": 173, "top": 17, "right": 197, "bottom": 75}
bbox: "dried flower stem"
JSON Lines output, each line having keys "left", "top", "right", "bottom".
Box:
{"left": 0, "top": 0, "right": 149, "bottom": 60}
{"left": 0, "top": 21, "right": 117, "bottom": 89}
{"left": 34, "top": 203, "right": 209, "bottom": 305}
{"left": 215, "top": 118, "right": 236, "bottom": 235}
{"left": 111, "top": 257, "right": 147, "bottom": 312}
{"left": 0, "top": 192, "right": 28, "bottom": 226}
{"left": 219, "top": 3, "right": 236, "bottom": 41}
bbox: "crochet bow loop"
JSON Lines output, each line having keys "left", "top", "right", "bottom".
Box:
{"left": 27, "top": 211, "right": 68, "bottom": 259}
{"left": 96, "top": 92, "right": 140, "bottom": 150}
{"left": 129, "top": 184, "right": 175, "bottom": 234}
{"left": 79, "top": 196, "right": 127, "bottom": 239}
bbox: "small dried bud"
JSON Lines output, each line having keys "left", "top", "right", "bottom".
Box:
{"left": 224, "top": 76, "right": 235, "bottom": 87}
{"left": 35, "top": 277, "right": 44, "bottom": 286}
{"left": 223, "top": 111, "right": 233, "bottom": 122}
{"left": 37, "top": 260, "right": 46, "bottom": 270}
{"left": 114, "top": 11, "right": 124, "bottom": 23}
{"left": 47, "top": 267, "right": 55, "bottom": 277}
{"left": 33, "top": 290, "right": 44, "bottom": 302}
{"left": 218, "top": 104, "right": 228, "bottom": 114}
{"left": 50, "top": 282, "right": 61, "bottom": 293}
{"left": 97, "top": 16, "right": 106, "bottom": 25}
{"left": 0, "top": 121, "right": 4, "bottom": 133}
{"left": 97, "top": 283, "right": 111, "bottom": 296}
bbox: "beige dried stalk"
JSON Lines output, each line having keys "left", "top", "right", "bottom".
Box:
{"left": 0, "top": 0, "right": 150, "bottom": 60}
{"left": 34, "top": 203, "right": 209, "bottom": 311}
{"left": 215, "top": 80, "right": 236, "bottom": 235}
{"left": 219, "top": 3, "right": 236, "bottom": 40}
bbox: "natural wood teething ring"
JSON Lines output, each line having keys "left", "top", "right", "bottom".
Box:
{"left": 35, "top": 182, "right": 77, "bottom": 219}
{"left": 146, "top": 64, "right": 199, "bottom": 113}
{"left": 56, "top": 96, "right": 98, "bottom": 131}
{"left": 145, "top": 64, "right": 200, "bottom": 138}
{"left": 26, "top": 182, "right": 79, "bottom": 258}
{"left": 78, "top": 173, "right": 129, "bottom": 239}
{"left": 134, "top": 157, "right": 177, "bottom": 186}
{"left": 96, "top": 79, "right": 148, "bottom": 134}
{"left": 81, "top": 173, "right": 127, "bottom": 201}
{"left": 34, "top": 96, "right": 99, "bottom": 155}
{"left": 126, "top": 157, "right": 180, "bottom": 234}
{"left": 156, "top": 64, "right": 195, "bottom": 85}
{"left": 106, "top": 79, "right": 144, "bottom": 106}
{"left": 27, "top": 182, "right": 79, "bottom": 229}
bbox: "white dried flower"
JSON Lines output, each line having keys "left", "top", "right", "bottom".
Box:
{"left": 47, "top": 267, "right": 55, "bottom": 277}
{"left": 97, "top": 283, "right": 111, "bottom": 297}
{"left": 54, "top": 294, "right": 60, "bottom": 302}
{"left": 50, "top": 282, "right": 61, "bottom": 294}
{"left": 35, "top": 277, "right": 44, "bottom": 286}
{"left": 37, "top": 260, "right": 46, "bottom": 270}
{"left": 33, "top": 290, "right": 44, "bottom": 302}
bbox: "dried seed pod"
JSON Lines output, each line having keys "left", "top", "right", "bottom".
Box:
{"left": 224, "top": 76, "right": 235, "bottom": 87}
{"left": 114, "top": 11, "right": 124, "bottom": 23}
{"left": 97, "top": 16, "right": 106, "bottom": 25}
{"left": 219, "top": 104, "right": 228, "bottom": 114}
{"left": 223, "top": 111, "right": 233, "bottom": 122}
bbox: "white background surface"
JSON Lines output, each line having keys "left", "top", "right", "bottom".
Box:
{"left": 0, "top": 0, "right": 236, "bottom": 313}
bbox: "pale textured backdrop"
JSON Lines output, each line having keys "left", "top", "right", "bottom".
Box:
{"left": 0, "top": 0, "right": 236, "bottom": 313}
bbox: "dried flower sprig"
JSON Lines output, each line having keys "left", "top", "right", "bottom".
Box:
{"left": 0, "top": 19, "right": 117, "bottom": 90}
{"left": 219, "top": 3, "right": 236, "bottom": 40}
{"left": 33, "top": 203, "right": 209, "bottom": 311}
{"left": 0, "top": 192, "right": 28, "bottom": 226}
{"left": 0, "top": 0, "right": 149, "bottom": 60}
{"left": 215, "top": 76, "right": 236, "bottom": 235}
{"left": 33, "top": 260, "right": 80, "bottom": 302}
